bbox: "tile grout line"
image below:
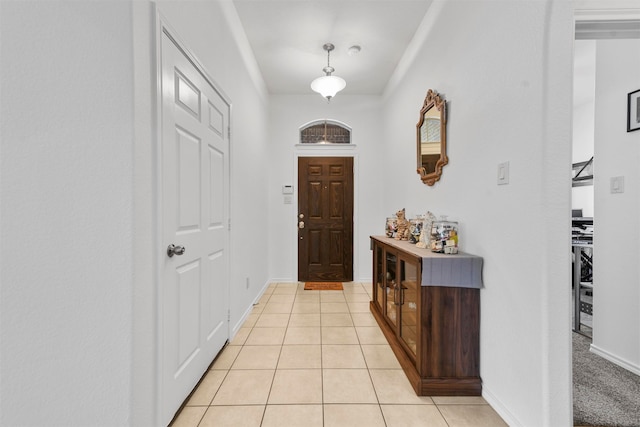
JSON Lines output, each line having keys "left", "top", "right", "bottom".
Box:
{"left": 261, "top": 282, "right": 290, "bottom": 426}
{"left": 352, "top": 286, "right": 390, "bottom": 427}
{"left": 318, "top": 287, "right": 325, "bottom": 426}
{"left": 195, "top": 316, "right": 245, "bottom": 426}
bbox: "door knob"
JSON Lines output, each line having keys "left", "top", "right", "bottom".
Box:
{"left": 298, "top": 221, "right": 305, "bottom": 229}
{"left": 167, "top": 244, "right": 186, "bottom": 257}
{"left": 299, "top": 213, "right": 304, "bottom": 219}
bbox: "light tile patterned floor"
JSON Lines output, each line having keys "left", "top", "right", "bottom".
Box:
{"left": 171, "top": 282, "right": 507, "bottom": 427}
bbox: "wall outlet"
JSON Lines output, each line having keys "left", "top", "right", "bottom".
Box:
{"left": 246, "top": 277, "right": 250, "bottom": 289}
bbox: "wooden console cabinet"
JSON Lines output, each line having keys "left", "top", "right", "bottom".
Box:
{"left": 370, "top": 236, "right": 482, "bottom": 396}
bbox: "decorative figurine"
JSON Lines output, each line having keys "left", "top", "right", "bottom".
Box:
{"left": 416, "top": 211, "right": 436, "bottom": 248}
{"left": 395, "top": 208, "right": 410, "bottom": 241}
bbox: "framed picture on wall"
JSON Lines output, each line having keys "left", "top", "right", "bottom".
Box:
{"left": 628, "top": 89, "right": 640, "bottom": 132}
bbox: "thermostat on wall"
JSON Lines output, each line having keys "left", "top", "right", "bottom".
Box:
{"left": 282, "top": 185, "right": 293, "bottom": 194}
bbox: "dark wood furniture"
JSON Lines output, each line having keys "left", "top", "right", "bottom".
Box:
{"left": 370, "top": 236, "right": 482, "bottom": 396}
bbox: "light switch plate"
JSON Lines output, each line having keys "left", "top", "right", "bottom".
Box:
{"left": 497, "top": 162, "right": 509, "bottom": 185}
{"left": 611, "top": 176, "right": 624, "bottom": 193}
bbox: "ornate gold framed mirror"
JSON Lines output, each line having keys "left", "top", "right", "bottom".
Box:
{"left": 416, "top": 89, "right": 447, "bottom": 186}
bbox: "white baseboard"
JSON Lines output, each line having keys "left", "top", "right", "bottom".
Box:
{"left": 590, "top": 343, "right": 640, "bottom": 376}
{"left": 229, "top": 279, "right": 272, "bottom": 340}
{"left": 482, "top": 384, "right": 523, "bottom": 427}
{"left": 267, "top": 278, "right": 298, "bottom": 283}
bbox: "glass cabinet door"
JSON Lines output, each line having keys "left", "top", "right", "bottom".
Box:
{"left": 399, "top": 257, "right": 418, "bottom": 356}
{"left": 375, "top": 245, "right": 384, "bottom": 312}
{"left": 385, "top": 252, "right": 397, "bottom": 326}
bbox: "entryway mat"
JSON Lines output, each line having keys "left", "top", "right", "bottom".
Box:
{"left": 304, "top": 282, "right": 343, "bottom": 290}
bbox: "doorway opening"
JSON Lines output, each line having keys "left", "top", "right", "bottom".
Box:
{"left": 297, "top": 156, "right": 354, "bottom": 282}
{"left": 571, "top": 14, "right": 640, "bottom": 427}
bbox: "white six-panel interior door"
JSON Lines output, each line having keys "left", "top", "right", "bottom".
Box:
{"left": 159, "top": 26, "right": 230, "bottom": 425}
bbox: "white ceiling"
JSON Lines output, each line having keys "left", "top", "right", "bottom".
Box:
{"left": 232, "top": 0, "right": 433, "bottom": 95}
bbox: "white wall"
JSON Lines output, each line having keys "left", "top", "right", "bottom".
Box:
{"left": 591, "top": 38, "right": 640, "bottom": 374}
{"left": 1, "top": 1, "right": 271, "bottom": 425}
{"left": 380, "top": 1, "right": 573, "bottom": 425}
{"left": 267, "top": 95, "right": 384, "bottom": 283}
{"left": 1, "top": 2, "right": 135, "bottom": 425}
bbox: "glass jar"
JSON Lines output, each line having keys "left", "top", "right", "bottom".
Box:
{"left": 408, "top": 217, "right": 423, "bottom": 244}
{"left": 385, "top": 217, "right": 397, "bottom": 238}
{"left": 430, "top": 216, "right": 459, "bottom": 254}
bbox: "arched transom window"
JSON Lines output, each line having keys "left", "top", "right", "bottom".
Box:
{"left": 300, "top": 119, "right": 351, "bottom": 144}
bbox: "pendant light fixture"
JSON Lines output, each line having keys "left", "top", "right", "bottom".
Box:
{"left": 310, "top": 43, "right": 346, "bottom": 101}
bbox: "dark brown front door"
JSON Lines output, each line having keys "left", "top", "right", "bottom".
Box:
{"left": 298, "top": 157, "right": 354, "bottom": 282}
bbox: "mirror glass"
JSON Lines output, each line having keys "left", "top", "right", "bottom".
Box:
{"left": 416, "top": 89, "right": 447, "bottom": 186}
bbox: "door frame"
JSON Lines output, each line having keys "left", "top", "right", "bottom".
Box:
{"left": 570, "top": 8, "right": 640, "bottom": 422}
{"left": 293, "top": 144, "right": 359, "bottom": 282}
{"left": 154, "top": 14, "right": 232, "bottom": 425}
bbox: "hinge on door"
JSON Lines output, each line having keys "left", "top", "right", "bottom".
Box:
{"left": 228, "top": 126, "right": 231, "bottom": 139}
{"left": 228, "top": 218, "right": 231, "bottom": 231}
{"left": 227, "top": 309, "right": 231, "bottom": 322}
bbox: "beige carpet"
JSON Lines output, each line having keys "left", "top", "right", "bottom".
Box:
{"left": 573, "top": 332, "right": 640, "bottom": 426}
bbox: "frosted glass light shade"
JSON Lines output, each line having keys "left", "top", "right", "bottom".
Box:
{"left": 310, "top": 75, "right": 346, "bottom": 99}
